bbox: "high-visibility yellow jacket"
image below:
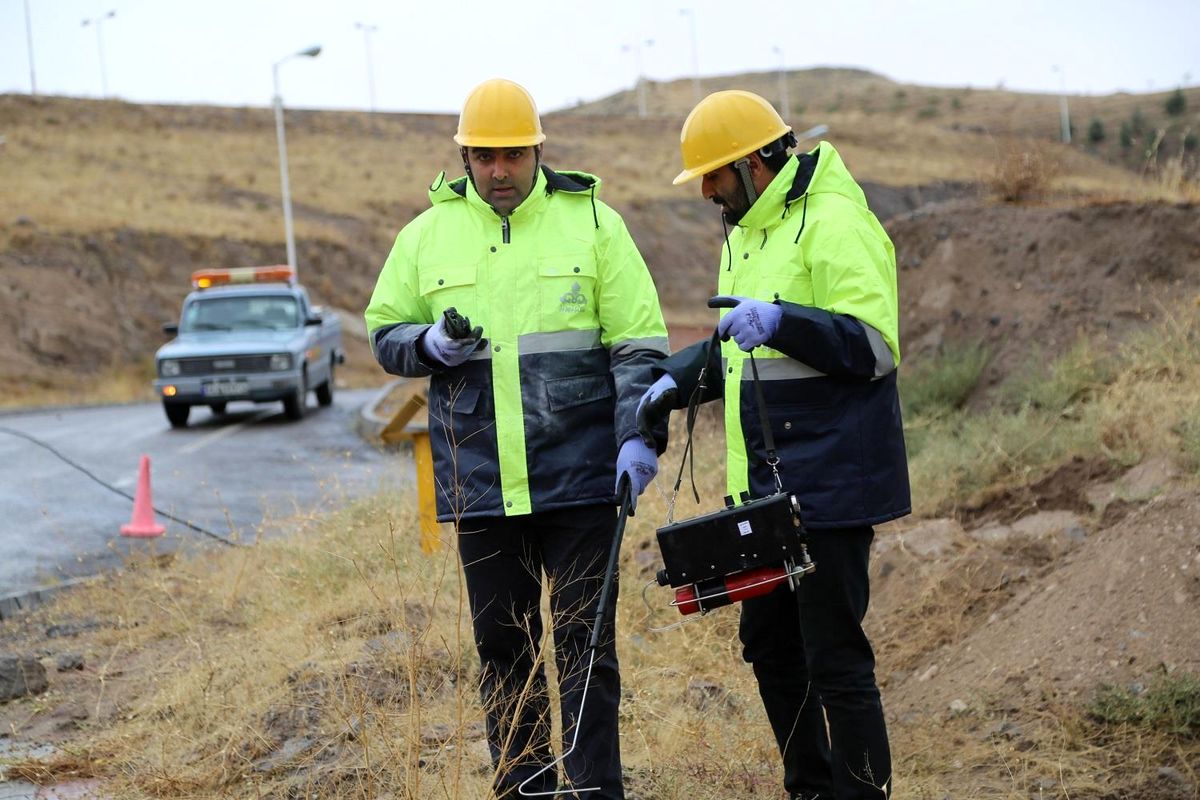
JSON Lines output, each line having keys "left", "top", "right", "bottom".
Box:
{"left": 366, "top": 166, "right": 669, "bottom": 522}
{"left": 661, "top": 143, "right": 910, "bottom": 528}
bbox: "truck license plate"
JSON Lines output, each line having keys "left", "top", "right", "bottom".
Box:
{"left": 202, "top": 380, "right": 250, "bottom": 397}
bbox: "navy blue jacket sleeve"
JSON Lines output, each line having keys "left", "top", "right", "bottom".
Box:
{"left": 769, "top": 301, "right": 884, "bottom": 381}
{"left": 370, "top": 322, "right": 439, "bottom": 377}
{"left": 657, "top": 336, "right": 724, "bottom": 408}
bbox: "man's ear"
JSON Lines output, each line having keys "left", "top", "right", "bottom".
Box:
{"left": 747, "top": 151, "right": 766, "bottom": 176}
{"left": 748, "top": 151, "right": 775, "bottom": 193}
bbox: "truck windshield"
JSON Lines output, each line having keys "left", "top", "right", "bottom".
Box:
{"left": 181, "top": 296, "right": 300, "bottom": 332}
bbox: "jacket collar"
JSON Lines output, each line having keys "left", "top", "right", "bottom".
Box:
{"left": 426, "top": 166, "right": 601, "bottom": 218}
{"left": 736, "top": 142, "right": 835, "bottom": 231}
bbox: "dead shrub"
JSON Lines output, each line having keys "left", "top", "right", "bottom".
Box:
{"left": 990, "top": 141, "right": 1061, "bottom": 202}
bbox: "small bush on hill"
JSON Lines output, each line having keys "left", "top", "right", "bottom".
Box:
{"left": 1089, "top": 673, "right": 1200, "bottom": 738}
{"left": 1002, "top": 339, "right": 1116, "bottom": 412}
{"left": 1119, "top": 121, "right": 1135, "bottom": 150}
{"left": 901, "top": 341, "right": 990, "bottom": 418}
{"left": 1165, "top": 88, "right": 1187, "bottom": 117}
{"left": 1173, "top": 412, "right": 1200, "bottom": 474}
{"left": 1130, "top": 108, "right": 1148, "bottom": 136}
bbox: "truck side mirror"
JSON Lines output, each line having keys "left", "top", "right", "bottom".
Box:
{"left": 305, "top": 315, "right": 322, "bottom": 326}
{"left": 163, "top": 323, "right": 179, "bottom": 335}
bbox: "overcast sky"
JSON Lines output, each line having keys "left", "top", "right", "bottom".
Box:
{"left": 2, "top": 0, "right": 1196, "bottom": 114}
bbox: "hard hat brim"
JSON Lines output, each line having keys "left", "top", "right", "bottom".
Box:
{"left": 453, "top": 132, "right": 547, "bottom": 148}
{"left": 672, "top": 127, "right": 791, "bottom": 186}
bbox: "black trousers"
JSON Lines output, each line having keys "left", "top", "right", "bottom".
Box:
{"left": 457, "top": 504, "right": 623, "bottom": 800}
{"left": 739, "top": 527, "right": 891, "bottom": 800}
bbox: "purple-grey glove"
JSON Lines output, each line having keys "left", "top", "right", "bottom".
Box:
{"left": 712, "top": 295, "right": 783, "bottom": 351}
{"left": 615, "top": 436, "right": 658, "bottom": 509}
{"left": 420, "top": 315, "right": 480, "bottom": 367}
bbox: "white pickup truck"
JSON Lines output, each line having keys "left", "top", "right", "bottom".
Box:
{"left": 154, "top": 266, "right": 344, "bottom": 428}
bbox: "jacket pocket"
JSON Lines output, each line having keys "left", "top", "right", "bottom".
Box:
{"left": 419, "top": 260, "right": 480, "bottom": 320}
{"left": 760, "top": 269, "right": 813, "bottom": 306}
{"left": 545, "top": 373, "right": 612, "bottom": 412}
{"left": 442, "top": 383, "right": 482, "bottom": 415}
{"left": 767, "top": 401, "right": 839, "bottom": 434}
{"left": 538, "top": 252, "right": 597, "bottom": 328}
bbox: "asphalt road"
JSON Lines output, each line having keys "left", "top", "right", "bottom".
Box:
{"left": 0, "top": 389, "right": 409, "bottom": 597}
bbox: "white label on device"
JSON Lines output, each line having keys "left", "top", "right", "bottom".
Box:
{"left": 738, "top": 520, "right": 753, "bottom": 536}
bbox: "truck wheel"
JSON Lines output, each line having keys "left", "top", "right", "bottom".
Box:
{"left": 283, "top": 371, "right": 307, "bottom": 421}
{"left": 210, "top": 402, "right": 227, "bottom": 415}
{"left": 164, "top": 402, "right": 190, "bottom": 428}
{"left": 315, "top": 360, "right": 335, "bottom": 407}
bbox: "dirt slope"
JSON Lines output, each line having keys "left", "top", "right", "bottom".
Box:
{"left": 6, "top": 187, "right": 1197, "bottom": 399}
{"left": 888, "top": 201, "right": 1200, "bottom": 391}
{"left": 871, "top": 454, "right": 1200, "bottom": 710}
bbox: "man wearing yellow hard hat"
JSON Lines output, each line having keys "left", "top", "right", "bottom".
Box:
{"left": 639, "top": 91, "right": 909, "bottom": 800}
{"left": 366, "top": 78, "right": 668, "bottom": 799}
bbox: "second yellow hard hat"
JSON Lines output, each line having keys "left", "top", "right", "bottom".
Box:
{"left": 674, "top": 90, "right": 790, "bottom": 185}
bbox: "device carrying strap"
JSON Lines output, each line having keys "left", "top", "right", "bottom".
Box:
{"left": 669, "top": 331, "right": 785, "bottom": 515}
{"left": 746, "top": 350, "right": 784, "bottom": 492}
{"left": 668, "top": 330, "right": 719, "bottom": 510}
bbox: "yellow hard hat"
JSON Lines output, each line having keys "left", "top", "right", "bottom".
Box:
{"left": 673, "top": 90, "right": 790, "bottom": 185}
{"left": 454, "top": 78, "right": 546, "bottom": 148}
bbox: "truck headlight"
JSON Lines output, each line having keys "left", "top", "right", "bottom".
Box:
{"left": 269, "top": 353, "right": 292, "bottom": 371}
{"left": 160, "top": 360, "right": 181, "bottom": 377}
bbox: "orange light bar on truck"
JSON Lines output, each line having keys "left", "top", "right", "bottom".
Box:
{"left": 191, "top": 265, "right": 295, "bottom": 289}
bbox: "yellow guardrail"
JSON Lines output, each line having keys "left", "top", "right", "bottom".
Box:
{"left": 379, "top": 384, "right": 442, "bottom": 554}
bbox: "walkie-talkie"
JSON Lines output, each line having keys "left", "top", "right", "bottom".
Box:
{"left": 443, "top": 307, "right": 486, "bottom": 350}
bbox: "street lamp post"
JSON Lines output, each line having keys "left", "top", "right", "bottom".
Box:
{"left": 81, "top": 10, "right": 116, "bottom": 97}
{"left": 679, "top": 8, "right": 700, "bottom": 104}
{"left": 772, "top": 45, "right": 790, "bottom": 120}
{"left": 622, "top": 39, "right": 655, "bottom": 118}
{"left": 354, "top": 22, "right": 379, "bottom": 112}
{"left": 272, "top": 45, "right": 322, "bottom": 276}
{"left": 1052, "top": 64, "right": 1071, "bottom": 144}
{"left": 23, "top": 0, "right": 36, "bottom": 95}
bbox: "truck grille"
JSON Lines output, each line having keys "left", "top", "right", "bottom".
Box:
{"left": 177, "top": 356, "right": 274, "bottom": 375}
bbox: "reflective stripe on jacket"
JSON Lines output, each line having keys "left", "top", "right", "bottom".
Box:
{"left": 662, "top": 143, "right": 910, "bottom": 529}
{"left": 365, "top": 166, "right": 669, "bottom": 522}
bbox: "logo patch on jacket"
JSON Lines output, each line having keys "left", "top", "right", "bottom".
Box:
{"left": 559, "top": 282, "right": 588, "bottom": 313}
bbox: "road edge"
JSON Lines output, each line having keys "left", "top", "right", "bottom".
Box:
{"left": 1, "top": 386, "right": 400, "bottom": 623}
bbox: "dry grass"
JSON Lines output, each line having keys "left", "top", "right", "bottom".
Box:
{"left": 4, "top": 310, "right": 1200, "bottom": 798}
{"left": 2, "top": 401, "right": 1194, "bottom": 797}
{"left": 905, "top": 300, "right": 1200, "bottom": 517}
{"left": 894, "top": 694, "right": 1200, "bottom": 799}
{"left": 0, "top": 90, "right": 1181, "bottom": 252}
{"left": 989, "top": 140, "right": 1062, "bottom": 202}
{"left": 0, "top": 361, "right": 157, "bottom": 409}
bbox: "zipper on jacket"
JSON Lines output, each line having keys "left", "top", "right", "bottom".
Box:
{"left": 501, "top": 216, "right": 511, "bottom": 244}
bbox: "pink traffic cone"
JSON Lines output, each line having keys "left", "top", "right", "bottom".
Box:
{"left": 120, "top": 455, "right": 166, "bottom": 538}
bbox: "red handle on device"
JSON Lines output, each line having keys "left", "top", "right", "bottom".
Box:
{"left": 674, "top": 565, "right": 790, "bottom": 615}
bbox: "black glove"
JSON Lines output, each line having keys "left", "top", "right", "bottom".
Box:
{"left": 636, "top": 374, "right": 678, "bottom": 448}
